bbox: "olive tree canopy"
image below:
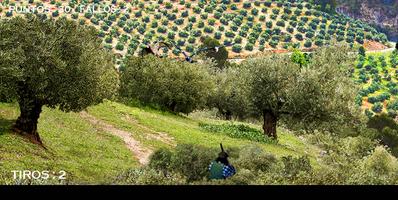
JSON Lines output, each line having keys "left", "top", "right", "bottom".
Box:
{"left": 0, "top": 15, "right": 119, "bottom": 144}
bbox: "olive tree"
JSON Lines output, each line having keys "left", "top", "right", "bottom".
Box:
{"left": 243, "top": 44, "right": 362, "bottom": 139}
{"left": 199, "top": 37, "right": 229, "bottom": 69}
{"left": 0, "top": 15, "right": 119, "bottom": 144}
{"left": 119, "top": 55, "right": 214, "bottom": 114}
{"left": 207, "top": 64, "right": 250, "bottom": 120}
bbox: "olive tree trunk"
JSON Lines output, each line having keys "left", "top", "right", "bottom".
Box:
{"left": 13, "top": 96, "right": 43, "bottom": 145}
{"left": 262, "top": 110, "right": 277, "bottom": 140}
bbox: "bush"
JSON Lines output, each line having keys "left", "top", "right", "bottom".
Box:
{"left": 304, "top": 40, "right": 312, "bottom": 48}
{"left": 282, "top": 156, "right": 312, "bottom": 179}
{"left": 276, "top": 20, "right": 285, "bottom": 27}
{"left": 372, "top": 102, "right": 383, "bottom": 113}
{"left": 143, "top": 144, "right": 220, "bottom": 183}
{"left": 114, "top": 168, "right": 186, "bottom": 185}
{"left": 115, "top": 43, "right": 124, "bottom": 51}
{"left": 170, "top": 144, "right": 217, "bottom": 181}
{"left": 269, "top": 40, "right": 279, "bottom": 48}
{"left": 199, "top": 123, "right": 277, "bottom": 144}
{"left": 234, "top": 145, "right": 278, "bottom": 172}
{"left": 245, "top": 43, "right": 254, "bottom": 51}
{"left": 348, "top": 146, "right": 398, "bottom": 184}
{"left": 232, "top": 44, "right": 242, "bottom": 53}
{"left": 120, "top": 56, "right": 214, "bottom": 114}
{"left": 148, "top": 148, "right": 173, "bottom": 173}
{"left": 295, "top": 33, "right": 303, "bottom": 41}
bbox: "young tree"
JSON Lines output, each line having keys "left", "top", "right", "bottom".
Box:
{"left": 358, "top": 46, "right": 366, "bottom": 57}
{"left": 0, "top": 15, "right": 119, "bottom": 145}
{"left": 243, "top": 44, "right": 362, "bottom": 139}
{"left": 199, "top": 37, "right": 229, "bottom": 69}
{"left": 291, "top": 49, "right": 308, "bottom": 68}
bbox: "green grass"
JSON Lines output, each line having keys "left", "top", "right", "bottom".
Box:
{"left": 198, "top": 122, "right": 278, "bottom": 144}
{"left": 0, "top": 102, "right": 138, "bottom": 184}
{"left": 0, "top": 100, "right": 321, "bottom": 184}
{"left": 87, "top": 101, "right": 320, "bottom": 159}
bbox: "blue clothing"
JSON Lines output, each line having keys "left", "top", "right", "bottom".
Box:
{"left": 208, "top": 161, "right": 236, "bottom": 179}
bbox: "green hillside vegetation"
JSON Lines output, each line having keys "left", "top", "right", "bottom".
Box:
{"left": 0, "top": 0, "right": 389, "bottom": 63}
{"left": 2, "top": 100, "right": 398, "bottom": 185}
{"left": 1, "top": 2, "right": 398, "bottom": 185}
{"left": 354, "top": 51, "right": 398, "bottom": 118}
{"left": 0, "top": 100, "right": 321, "bottom": 184}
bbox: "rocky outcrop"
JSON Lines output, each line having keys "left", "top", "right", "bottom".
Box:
{"left": 336, "top": 1, "right": 398, "bottom": 41}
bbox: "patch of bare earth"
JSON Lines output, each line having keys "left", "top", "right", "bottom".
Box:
{"left": 79, "top": 111, "right": 152, "bottom": 165}
{"left": 364, "top": 40, "right": 389, "bottom": 51}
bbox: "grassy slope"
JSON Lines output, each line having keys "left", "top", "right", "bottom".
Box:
{"left": 0, "top": 100, "right": 320, "bottom": 184}
{"left": 0, "top": 102, "right": 138, "bottom": 184}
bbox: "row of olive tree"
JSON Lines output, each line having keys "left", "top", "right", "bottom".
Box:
{"left": 120, "top": 44, "right": 365, "bottom": 140}
{"left": 209, "top": 45, "right": 364, "bottom": 139}
{"left": 0, "top": 15, "right": 119, "bottom": 145}
{"left": 0, "top": 15, "right": 364, "bottom": 144}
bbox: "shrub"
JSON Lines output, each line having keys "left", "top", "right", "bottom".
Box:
{"left": 199, "top": 123, "right": 277, "bottom": 144}
{"left": 295, "top": 33, "right": 303, "bottom": 41}
{"left": 120, "top": 56, "right": 214, "bottom": 114}
{"left": 245, "top": 43, "right": 254, "bottom": 51}
{"left": 372, "top": 102, "right": 383, "bottom": 113}
{"left": 269, "top": 40, "right": 279, "bottom": 48}
{"left": 276, "top": 20, "right": 285, "bottom": 27}
{"left": 148, "top": 148, "right": 173, "bottom": 173}
{"left": 105, "top": 36, "right": 112, "bottom": 43}
{"left": 232, "top": 44, "right": 242, "bottom": 53}
{"left": 204, "top": 26, "right": 214, "bottom": 33}
{"left": 214, "top": 32, "right": 222, "bottom": 40}
{"left": 243, "top": 2, "right": 251, "bottom": 8}
{"left": 170, "top": 144, "right": 217, "bottom": 181}
{"left": 234, "top": 145, "right": 278, "bottom": 172}
{"left": 304, "top": 40, "right": 312, "bottom": 48}
{"left": 348, "top": 146, "right": 398, "bottom": 184}
{"left": 115, "top": 43, "right": 124, "bottom": 51}
{"left": 114, "top": 168, "right": 186, "bottom": 185}
{"left": 282, "top": 156, "right": 312, "bottom": 179}
{"left": 387, "top": 100, "right": 398, "bottom": 111}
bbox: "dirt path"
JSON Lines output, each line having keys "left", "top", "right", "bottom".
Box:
{"left": 123, "top": 115, "right": 176, "bottom": 147}
{"left": 80, "top": 111, "right": 152, "bottom": 165}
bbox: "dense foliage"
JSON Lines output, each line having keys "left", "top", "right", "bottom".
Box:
{"left": 239, "top": 45, "right": 362, "bottom": 139}
{"left": 114, "top": 140, "right": 398, "bottom": 185}
{"left": 0, "top": 15, "right": 119, "bottom": 143}
{"left": 119, "top": 55, "right": 214, "bottom": 114}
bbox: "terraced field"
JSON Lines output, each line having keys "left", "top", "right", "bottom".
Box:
{"left": 354, "top": 51, "right": 398, "bottom": 118}
{"left": 0, "top": 0, "right": 390, "bottom": 64}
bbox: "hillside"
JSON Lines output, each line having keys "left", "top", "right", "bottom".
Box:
{"left": 354, "top": 51, "right": 398, "bottom": 118}
{"left": 336, "top": 0, "right": 398, "bottom": 41}
{"left": 0, "top": 101, "right": 321, "bottom": 184}
{"left": 1, "top": 0, "right": 398, "bottom": 186}
{"left": 0, "top": 0, "right": 390, "bottom": 64}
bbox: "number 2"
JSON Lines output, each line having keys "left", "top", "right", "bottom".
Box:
{"left": 58, "top": 171, "right": 66, "bottom": 180}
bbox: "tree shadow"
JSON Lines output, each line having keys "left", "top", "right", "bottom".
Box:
{"left": 0, "top": 118, "right": 16, "bottom": 135}
{"left": 0, "top": 117, "right": 47, "bottom": 150}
